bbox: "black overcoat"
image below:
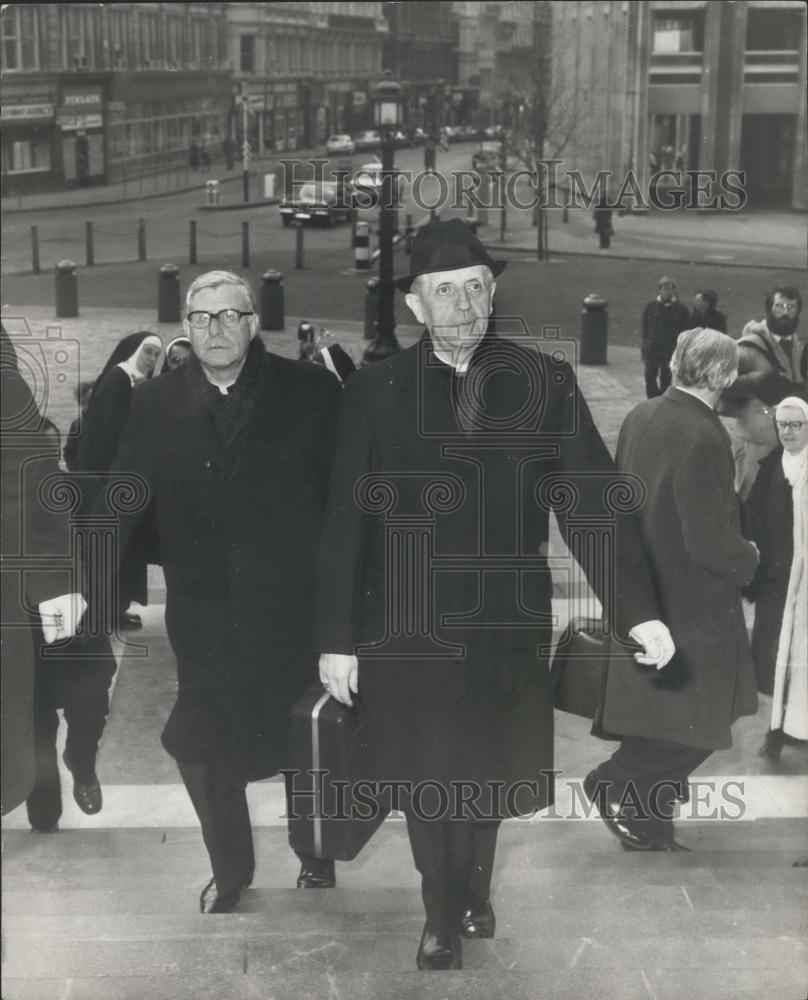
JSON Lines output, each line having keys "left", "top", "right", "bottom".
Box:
{"left": 111, "top": 340, "right": 340, "bottom": 785}
{"left": 315, "top": 333, "right": 659, "bottom": 818}
{"left": 597, "top": 388, "right": 759, "bottom": 750}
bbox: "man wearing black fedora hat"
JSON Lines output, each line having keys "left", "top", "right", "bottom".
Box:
{"left": 315, "top": 218, "right": 673, "bottom": 970}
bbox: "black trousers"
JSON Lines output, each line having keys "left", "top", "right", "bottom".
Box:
{"left": 595, "top": 736, "right": 711, "bottom": 844}
{"left": 25, "top": 685, "right": 107, "bottom": 830}
{"left": 405, "top": 810, "right": 500, "bottom": 937}
{"left": 177, "top": 762, "right": 325, "bottom": 896}
{"left": 644, "top": 361, "right": 672, "bottom": 399}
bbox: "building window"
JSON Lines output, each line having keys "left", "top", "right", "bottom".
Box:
{"left": 746, "top": 9, "right": 803, "bottom": 51}
{"left": 2, "top": 134, "right": 52, "bottom": 174}
{"left": 1, "top": 5, "right": 39, "bottom": 71}
{"left": 240, "top": 34, "right": 255, "bottom": 73}
{"left": 653, "top": 17, "right": 694, "bottom": 54}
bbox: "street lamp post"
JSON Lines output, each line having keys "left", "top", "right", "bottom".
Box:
{"left": 363, "top": 74, "right": 403, "bottom": 364}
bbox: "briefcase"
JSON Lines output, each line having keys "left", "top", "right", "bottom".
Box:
{"left": 287, "top": 685, "right": 388, "bottom": 862}
{"left": 549, "top": 618, "right": 640, "bottom": 720}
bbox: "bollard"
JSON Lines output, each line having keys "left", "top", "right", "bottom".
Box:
{"left": 364, "top": 277, "right": 380, "bottom": 340}
{"left": 85, "top": 221, "right": 94, "bottom": 266}
{"left": 261, "top": 269, "right": 285, "bottom": 331}
{"left": 55, "top": 260, "right": 78, "bottom": 318}
{"left": 241, "top": 220, "right": 250, "bottom": 268}
{"left": 404, "top": 213, "right": 414, "bottom": 255}
{"left": 354, "top": 220, "right": 371, "bottom": 270}
{"left": 31, "top": 225, "right": 40, "bottom": 274}
{"left": 297, "top": 320, "right": 315, "bottom": 361}
{"left": 138, "top": 218, "right": 146, "bottom": 261}
{"left": 562, "top": 204, "right": 570, "bottom": 224}
{"left": 580, "top": 294, "right": 608, "bottom": 365}
{"left": 295, "top": 219, "right": 305, "bottom": 270}
{"left": 350, "top": 206, "right": 357, "bottom": 249}
{"left": 189, "top": 220, "right": 197, "bottom": 265}
{"left": 157, "top": 263, "right": 181, "bottom": 324}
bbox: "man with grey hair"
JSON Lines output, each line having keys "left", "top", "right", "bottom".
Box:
{"left": 108, "top": 270, "right": 341, "bottom": 911}
{"left": 587, "top": 327, "right": 760, "bottom": 851}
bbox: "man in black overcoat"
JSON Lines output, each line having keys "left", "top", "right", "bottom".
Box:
{"left": 640, "top": 275, "right": 690, "bottom": 399}
{"left": 316, "top": 219, "right": 676, "bottom": 971}
{"left": 108, "top": 271, "right": 341, "bottom": 912}
{"left": 588, "top": 328, "right": 760, "bottom": 852}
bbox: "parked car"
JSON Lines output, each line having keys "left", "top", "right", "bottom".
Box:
{"left": 472, "top": 141, "right": 504, "bottom": 173}
{"left": 279, "top": 181, "right": 354, "bottom": 227}
{"left": 351, "top": 161, "right": 405, "bottom": 207}
{"left": 353, "top": 129, "right": 382, "bottom": 152}
{"left": 410, "top": 127, "right": 428, "bottom": 146}
{"left": 326, "top": 133, "right": 355, "bottom": 156}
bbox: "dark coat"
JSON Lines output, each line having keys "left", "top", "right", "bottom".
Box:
{"left": 689, "top": 308, "right": 727, "bottom": 335}
{"left": 1, "top": 358, "right": 73, "bottom": 814}
{"left": 74, "top": 365, "right": 152, "bottom": 604}
{"left": 315, "top": 333, "right": 660, "bottom": 818}
{"left": 598, "top": 388, "right": 759, "bottom": 750}
{"left": 744, "top": 447, "right": 792, "bottom": 694}
{"left": 640, "top": 299, "right": 691, "bottom": 365}
{"left": 110, "top": 340, "right": 340, "bottom": 785}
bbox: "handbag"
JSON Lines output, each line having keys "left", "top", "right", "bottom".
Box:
{"left": 549, "top": 617, "right": 641, "bottom": 719}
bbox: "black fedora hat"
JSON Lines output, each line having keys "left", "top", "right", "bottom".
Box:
{"left": 395, "top": 218, "right": 506, "bottom": 292}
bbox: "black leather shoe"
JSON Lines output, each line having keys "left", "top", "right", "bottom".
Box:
{"left": 30, "top": 822, "right": 59, "bottom": 833}
{"left": 62, "top": 752, "right": 102, "bottom": 815}
{"left": 584, "top": 770, "right": 652, "bottom": 851}
{"left": 296, "top": 857, "right": 336, "bottom": 888}
{"left": 199, "top": 876, "right": 241, "bottom": 914}
{"left": 416, "top": 923, "right": 462, "bottom": 971}
{"left": 460, "top": 894, "right": 495, "bottom": 939}
{"left": 119, "top": 611, "right": 143, "bottom": 631}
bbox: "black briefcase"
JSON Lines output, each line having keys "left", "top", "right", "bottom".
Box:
{"left": 549, "top": 618, "right": 640, "bottom": 720}
{"left": 287, "top": 685, "right": 388, "bottom": 861}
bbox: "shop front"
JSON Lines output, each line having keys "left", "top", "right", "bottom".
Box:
{"left": 58, "top": 88, "right": 106, "bottom": 187}
{"left": 0, "top": 91, "right": 58, "bottom": 195}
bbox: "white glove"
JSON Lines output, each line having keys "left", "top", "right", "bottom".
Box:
{"left": 319, "top": 652, "right": 359, "bottom": 707}
{"left": 628, "top": 620, "right": 675, "bottom": 670}
{"left": 38, "top": 593, "right": 87, "bottom": 644}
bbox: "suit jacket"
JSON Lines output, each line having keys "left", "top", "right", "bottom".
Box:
{"left": 640, "top": 299, "right": 690, "bottom": 365}
{"left": 315, "top": 332, "right": 659, "bottom": 817}
{"left": 110, "top": 340, "right": 341, "bottom": 784}
{"left": 597, "top": 387, "right": 759, "bottom": 750}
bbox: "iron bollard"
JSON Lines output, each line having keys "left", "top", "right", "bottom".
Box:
{"left": 364, "top": 277, "right": 380, "bottom": 340}
{"left": 138, "top": 218, "right": 146, "bottom": 261}
{"left": 241, "top": 220, "right": 250, "bottom": 268}
{"left": 85, "top": 221, "right": 95, "bottom": 266}
{"left": 31, "top": 225, "right": 40, "bottom": 274}
{"left": 157, "top": 263, "right": 181, "bottom": 324}
{"left": 297, "top": 320, "right": 315, "bottom": 361}
{"left": 580, "top": 294, "right": 608, "bottom": 365}
{"left": 189, "top": 220, "right": 197, "bottom": 265}
{"left": 295, "top": 218, "right": 305, "bottom": 270}
{"left": 261, "top": 269, "right": 284, "bottom": 331}
{"left": 404, "top": 214, "right": 414, "bottom": 255}
{"left": 354, "top": 220, "right": 371, "bottom": 270}
{"left": 55, "top": 260, "right": 78, "bottom": 318}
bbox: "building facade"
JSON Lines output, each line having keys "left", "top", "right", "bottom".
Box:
{"left": 550, "top": 1, "right": 806, "bottom": 209}
{"left": 382, "top": 1, "right": 456, "bottom": 132}
{"left": 228, "top": 2, "right": 386, "bottom": 154}
{"left": 1, "top": 3, "right": 231, "bottom": 194}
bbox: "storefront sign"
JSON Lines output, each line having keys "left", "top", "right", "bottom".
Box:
{"left": 1, "top": 103, "right": 54, "bottom": 121}
{"left": 58, "top": 113, "right": 103, "bottom": 131}
{"left": 63, "top": 92, "right": 102, "bottom": 107}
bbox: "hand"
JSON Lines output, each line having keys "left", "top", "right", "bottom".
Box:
{"left": 628, "top": 620, "right": 675, "bottom": 670}
{"left": 38, "top": 593, "right": 87, "bottom": 644}
{"left": 319, "top": 653, "right": 359, "bottom": 707}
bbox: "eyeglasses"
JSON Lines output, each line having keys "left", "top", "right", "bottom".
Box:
{"left": 770, "top": 301, "right": 799, "bottom": 315}
{"left": 775, "top": 420, "right": 807, "bottom": 431}
{"left": 186, "top": 309, "right": 254, "bottom": 329}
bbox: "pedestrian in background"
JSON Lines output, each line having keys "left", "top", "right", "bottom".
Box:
{"left": 719, "top": 285, "right": 805, "bottom": 498}
{"left": 639, "top": 275, "right": 690, "bottom": 398}
{"left": 161, "top": 335, "right": 193, "bottom": 374}
{"left": 593, "top": 197, "right": 614, "bottom": 249}
{"left": 745, "top": 396, "right": 808, "bottom": 761}
{"left": 189, "top": 140, "right": 200, "bottom": 171}
{"left": 588, "top": 328, "right": 759, "bottom": 852}
{"left": 690, "top": 289, "right": 727, "bottom": 334}
{"left": 75, "top": 332, "right": 163, "bottom": 631}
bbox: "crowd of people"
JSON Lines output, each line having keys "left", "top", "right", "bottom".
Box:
{"left": 1, "top": 222, "right": 805, "bottom": 971}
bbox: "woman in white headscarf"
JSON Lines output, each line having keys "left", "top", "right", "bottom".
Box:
{"left": 746, "top": 395, "right": 808, "bottom": 760}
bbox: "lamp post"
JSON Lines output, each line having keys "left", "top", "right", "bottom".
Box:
{"left": 363, "top": 74, "right": 403, "bottom": 364}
